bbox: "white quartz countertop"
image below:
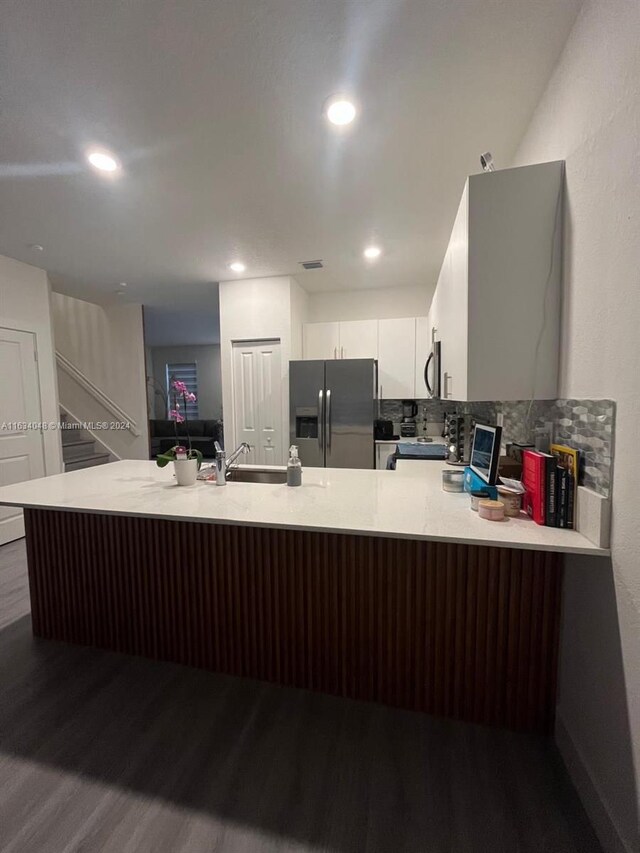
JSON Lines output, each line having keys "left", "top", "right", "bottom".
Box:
{"left": 0, "top": 460, "right": 608, "bottom": 556}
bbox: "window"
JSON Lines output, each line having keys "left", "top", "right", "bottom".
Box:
{"left": 166, "top": 362, "right": 199, "bottom": 419}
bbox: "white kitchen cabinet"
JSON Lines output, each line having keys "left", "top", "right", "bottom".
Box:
{"left": 375, "top": 442, "right": 397, "bottom": 469}
{"left": 303, "top": 320, "right": 377, "bottom": 360}
{"left": 414, "top": 316, "right": 430, "bottom": 398}
{"left": 437, "top": 184, "right": 468, "bottom": 400}
{"left": 377, "top": 318, "right": 416, "bottom": 399}
{"left": 303, "top": 322, "right": 340, "bottom": 360}
{"left": 338, "top": 319, "right": 378, "bottom": 359}
{"left": 302, "top": 317, "right": 421, "bottom": 400}
{"left": 433, "top": 160, "right": 563, "bottom": 401}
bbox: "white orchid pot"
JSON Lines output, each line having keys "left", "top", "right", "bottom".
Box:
{"left": 173, "top": 458, "right": 198, "bottom": 486}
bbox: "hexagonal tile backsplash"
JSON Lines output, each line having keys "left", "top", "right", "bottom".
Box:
{"left": 380, "top": 397, "right": 615, "bottom": 497}
{"left": 544, "top": 398, "right": 615, "bottom": 497}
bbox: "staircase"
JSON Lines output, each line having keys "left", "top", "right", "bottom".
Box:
{"left": 60, "top": 412, "right": 112, "bottom": 472}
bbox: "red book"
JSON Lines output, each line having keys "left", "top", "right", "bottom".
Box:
{"left": 521, "top": 450, "right": 546, "bottom": 525}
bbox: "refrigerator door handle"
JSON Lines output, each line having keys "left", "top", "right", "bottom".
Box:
{"left": 318, "top": 389, "right": 324, "bottom": 450}
{"left": 326, "top": 389, "right": 332, "bottom": 450}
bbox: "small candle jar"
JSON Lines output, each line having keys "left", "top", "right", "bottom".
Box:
{"left": 442, "top": 469, "right": 465, "bottom": 493}
{"left": 470, "top": 489, "right": 491, "bottom": 511}
{"left": 478, "top": 499, "right": 506, "bottom": 521}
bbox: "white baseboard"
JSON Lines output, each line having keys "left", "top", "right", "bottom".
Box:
{"left": 556, "top": 714, "right": 633, "bottom": 853}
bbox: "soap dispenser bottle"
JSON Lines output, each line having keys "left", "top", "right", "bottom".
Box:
{"left": 287, "top": 445, "right": 302, "bottom": 487}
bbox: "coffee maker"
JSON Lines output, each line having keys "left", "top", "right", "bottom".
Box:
{"left": 400, "top": 400, "right": 418, "bottom": 437}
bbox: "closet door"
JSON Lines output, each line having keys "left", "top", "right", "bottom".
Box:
{"left": 0, "top": 328, "right": 46, "bottom": 544}
{"left": 232, "top": 339, "right": 283, "bottom": 465}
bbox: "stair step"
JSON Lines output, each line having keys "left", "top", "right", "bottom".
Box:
{"left": 62, "top": 439, "right": 96, "bottom": 461}
{"left": 65, "top": 453, "right": 110, "bottom": 472}
{"left": 61, "top": 430, "right": 89, "bottom": 445}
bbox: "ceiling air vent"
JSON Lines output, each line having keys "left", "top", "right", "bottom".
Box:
{"left": 299, "top": 259, "right": 323, "bottom": 270}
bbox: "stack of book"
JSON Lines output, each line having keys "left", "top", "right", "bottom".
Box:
{"left": 521, "top": 444, "right": 580, "bottom": 528}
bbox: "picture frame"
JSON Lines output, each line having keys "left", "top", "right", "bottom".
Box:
{"left": 469, "top": 423, "right": 503, "bottom": 485}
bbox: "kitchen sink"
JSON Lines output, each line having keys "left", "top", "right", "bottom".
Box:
{"left": 227, "top": 468, "right": 288, "bottom": 484}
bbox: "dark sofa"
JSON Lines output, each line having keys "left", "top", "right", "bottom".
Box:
{"left": 149, "top": 419, "right": 224, "bottom": 459}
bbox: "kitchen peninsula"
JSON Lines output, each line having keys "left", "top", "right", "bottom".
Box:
{"left": 0, "top": 461, "right": 607, "bottom": 734}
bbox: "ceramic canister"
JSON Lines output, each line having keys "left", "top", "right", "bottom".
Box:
{"left": 496, "top": 486, "right": 522, "bottom": 517}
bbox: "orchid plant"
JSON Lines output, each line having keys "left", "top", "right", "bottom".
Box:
{"left": 155, "top": 379, "right": 203, "bottom": 469}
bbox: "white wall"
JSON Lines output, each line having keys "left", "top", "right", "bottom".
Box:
{"left": 305, "top": 284, "right": 431, "bottom": 323}
{"left": 513, "top": 2, "right": 640, "bottom": 850}
{"left": 219, "top": 276, "right": 300, "bottom": 462}
{"left": 143, "top": 297, "right": 220, "bottom": 347}
{"left": 52, "top": 293, "right": 149, "bottom": 460}
{"left": 0, "top": 254, "right": 63, "bottom": 476}
{"left": 149, "top": 345, "right": 222, "bottom": 420}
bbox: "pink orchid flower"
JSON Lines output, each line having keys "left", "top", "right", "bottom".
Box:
{"left": 185, "top": 392, "right": 197, "bottom": 402}
{"left": 169, "top": 409, "right": 185, "bottom": 423}
{"left": 172, "top": 380, "right": 188, "bottom": 394}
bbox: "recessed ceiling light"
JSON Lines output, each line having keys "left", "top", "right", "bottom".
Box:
{"left": 229, "top": 261, "right": 246, "bottom": 273}
{"left": 86, "top": 149, "right": 120, "bottom": 173}
{"left": 363, "top": 245, "right": 382, "bottom": 260}
{"left": 29, "top": 243, "right": 44, "bottom": 252}
{"left": 325, "top": 96, "right": 357, "bottom": 126}
{"left": 119, "top": 282, "right": 127, "bottom": 288}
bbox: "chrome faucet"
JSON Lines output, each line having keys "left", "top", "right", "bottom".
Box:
{"left": 214, "top": 441, "right": 227, "bottom": 485}
{"left": 214, "top": 441, "right": 251, "bottom": 484}
{"left": 225, "top": 441, "right": 251, "bottom": 471}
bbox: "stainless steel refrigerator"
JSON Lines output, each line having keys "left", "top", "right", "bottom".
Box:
{"left": 289, "top": 359, "right": 377, "bottom": 469}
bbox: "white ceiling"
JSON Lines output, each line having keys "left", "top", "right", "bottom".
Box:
{"left": 0, "top": 0, "right": 580, "bottom": 306}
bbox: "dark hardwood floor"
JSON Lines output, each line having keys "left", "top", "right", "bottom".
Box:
{"left": 0, "top": 537, "right": 601, "bottom": 853}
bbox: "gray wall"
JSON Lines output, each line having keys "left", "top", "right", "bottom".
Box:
{"left": 513, "top": 2, "right": 640, "bottom": 850}
{"left": 150, "top": 345, "right": 222, "bottom": 421}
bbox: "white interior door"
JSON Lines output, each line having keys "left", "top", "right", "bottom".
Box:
{"left": 0, "top": 328, "right": 46, "bottom": 544}
{"left": 232, "top": 339, "right": 283, "bottom": 465}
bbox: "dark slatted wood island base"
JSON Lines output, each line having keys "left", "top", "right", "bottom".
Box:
{"left": 24, "top": 508, "right": 563, "bottom": 733}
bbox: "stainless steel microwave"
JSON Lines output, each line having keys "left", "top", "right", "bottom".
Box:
{"left": 424, "top": 331, "right": 441, "bottom": 399}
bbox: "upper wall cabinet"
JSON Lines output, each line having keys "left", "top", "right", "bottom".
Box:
{"left": 377, "top": 318, "right": 416, "bottom": 399}
{"left": 302, "top": 317, "right": 430, "bottom": 399}
{"left": 303, "top": 322, "right": 340, "bottom": 360}
{"left": 338, "top": 320, "right": 378, "bottom": 359}
{"left": 433, "top": 160, "right": 563, "bottom": 401}
{"left": 303, "top": 320, "right": 378, "bottom": 360}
